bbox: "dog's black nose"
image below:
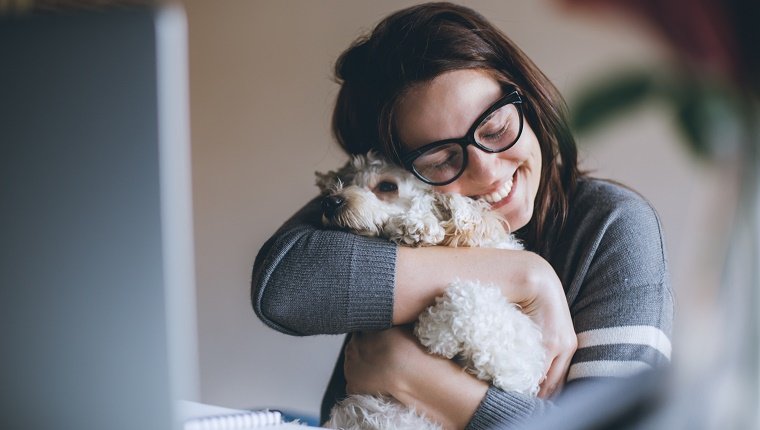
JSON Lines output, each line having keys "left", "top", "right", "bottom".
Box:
{"left": 322, "top": 195, "right": 345, "bottom": 218}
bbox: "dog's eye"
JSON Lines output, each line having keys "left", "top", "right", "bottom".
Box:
{"left": 376, "top": 181, "right": 398, "bottom": 193}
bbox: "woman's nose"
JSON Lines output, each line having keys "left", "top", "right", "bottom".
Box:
{"left": 463, "top": 146, "right": 500, "bottom": 184}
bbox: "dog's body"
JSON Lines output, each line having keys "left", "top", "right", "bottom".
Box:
{"left": 316, "top": 152, "right": 546, "bottom": 430}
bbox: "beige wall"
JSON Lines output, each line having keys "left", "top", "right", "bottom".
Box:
{"left": 183, "top": 0, "right": 726, "bottom": 416}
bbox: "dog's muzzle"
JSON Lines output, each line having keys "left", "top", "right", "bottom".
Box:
{"left": 321, "top": 194, "right": 345, "bottom": 219}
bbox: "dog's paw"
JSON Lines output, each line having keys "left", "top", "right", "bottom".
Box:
{"left": 385, "top": 214, "right": 446, "bottom": 246}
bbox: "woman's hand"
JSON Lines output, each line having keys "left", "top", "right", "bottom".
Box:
{"left": 343, "top": 327, "right": 421, "bottom": 397}
{"left": 512, "top": 254, "right": 577, "bottom": 398}
{"left": 394, "top": 246, "right": 577, "bottom": 399}
{"left": 344, "top": 326, "right": 488, "bottom": 430}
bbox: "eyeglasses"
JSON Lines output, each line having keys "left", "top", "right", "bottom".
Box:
{"left": 401, "top": 89, "right": 524, "bottom": 186}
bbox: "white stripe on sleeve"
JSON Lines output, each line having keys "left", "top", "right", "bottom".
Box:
{"left": 567, "top": 360, "right": 652, "bottom": 380}
{"left": 576, "top": 325, "right": 671, "bottom": 359}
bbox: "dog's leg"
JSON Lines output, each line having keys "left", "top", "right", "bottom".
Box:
{"left": 326, "top": 394, "right": 442, "bottom": 430}
{"left": 433, "top": 194, "right": 521, "bottom": 249}
{"left": 417, "top": 280, "right": 547, "bottom": 396}
{"left": 383, "top": 197, "right": 446, "bottom": 246}
{"left": 414, "top": 283, "right": 465, "bottom": 359}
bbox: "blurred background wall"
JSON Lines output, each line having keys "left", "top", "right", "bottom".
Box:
{"left": 182, "top": 0, "right": 726, "bottom": 417}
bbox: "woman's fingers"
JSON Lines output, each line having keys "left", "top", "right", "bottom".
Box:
{"left": 518, "top": 258, "right": 576, "bottom": 398}
{"left": 538, "top": 341, "right": 575, "bottom": 398}
{"left": 530, "top": 321, "right": 575, "bottom": 398}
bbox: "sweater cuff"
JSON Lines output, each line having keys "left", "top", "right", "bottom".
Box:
{"left": 466, "top": 387, "right": 536, "bottom": 430}
{"left": 346, "top": 237, "right": 397, "bottom": 331}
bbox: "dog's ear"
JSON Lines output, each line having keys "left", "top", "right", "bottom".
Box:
{"left": 433, "top": 193, "right": 512, "bottom": 248}
{"left": 314, "top": 170, "right": 339, "bottom": 195}
{"left": 315, "top": 158, "right": 357, "bottom": 194}
{"left": 363, "top": 149, "right": 383, "bottom": 165}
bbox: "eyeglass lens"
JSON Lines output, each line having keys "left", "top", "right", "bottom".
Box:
{"left": 412, "top": 102, "right": 521, "bottom": 184}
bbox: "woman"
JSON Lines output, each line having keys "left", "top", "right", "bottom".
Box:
{"left": 251, "top": 3, "right": 673, "bottom": 429}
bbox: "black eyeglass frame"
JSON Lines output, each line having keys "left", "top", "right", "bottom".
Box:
{"left": 400, "top": 89, "right": 524, "bottom": 186}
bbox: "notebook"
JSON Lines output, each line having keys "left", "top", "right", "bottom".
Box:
{"left": 179, "top": 401, "right": 319, "bottom": 429}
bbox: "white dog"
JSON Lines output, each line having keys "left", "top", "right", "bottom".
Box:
{"left": 316, "top": 151, "right": 546, "bottom": 430}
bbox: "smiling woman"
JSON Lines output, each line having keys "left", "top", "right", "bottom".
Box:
{"left": 399, "top": 85, "right": 525, "bottom": 187}
{"left": 395, "top": 70, "right": 541, "bottom": 233}
{"left": 249, "top": 2, "right": 673, "bottom": 429}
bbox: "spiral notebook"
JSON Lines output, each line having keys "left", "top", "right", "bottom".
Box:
{"left": 178, "top": 400, "right": 318, "bottom": 429}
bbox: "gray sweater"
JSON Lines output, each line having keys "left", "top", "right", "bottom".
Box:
{"left": 251, "top": 178, "right": 673, "bottom": 429}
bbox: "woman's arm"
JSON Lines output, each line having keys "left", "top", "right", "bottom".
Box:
{"left": 344, "top": 327, "right": 489, "bottom": 430}
{"left": 253, "top": 196, "right": 576, "bottom": 369}
{"left": 343, "top": 182, "right": 674, "bottom": 429}
{"left": 344, "top": 327, "right": 555, "bottom": 430}
{"left": 563, "top": 189, "right": 673, "bottom": 382}
{"left": 395, "top": 245, "right": 576, "bottom": 396}
{"left": 466, "top": 190, "right": 673, "bottom": 429}
{"left": 252, "top": 196, "right": 397, "bottom": 336}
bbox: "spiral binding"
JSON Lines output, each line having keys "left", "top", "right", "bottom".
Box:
{"left": 184, "top": 409, "right": 283, "bottom": 430}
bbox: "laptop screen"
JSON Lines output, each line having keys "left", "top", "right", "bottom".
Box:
{"left": 0, "top": 4, "right": 197, "bottom": 429}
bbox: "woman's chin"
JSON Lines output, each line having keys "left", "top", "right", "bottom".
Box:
{"left": 498, "top": 202, "right": 533, "bottom": 233}
{"left": 494, "top": 185, "right": 532, "bottom": 233}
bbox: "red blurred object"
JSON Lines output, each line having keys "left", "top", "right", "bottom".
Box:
{"left": 557, "top": 0, "right": 759, "bottom": 92}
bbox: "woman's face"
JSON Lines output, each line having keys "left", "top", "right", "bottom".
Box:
{"left": 395, "top": 69, "right": 542, "bottom": 232}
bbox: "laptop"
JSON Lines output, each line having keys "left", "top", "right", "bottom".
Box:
{"left": 0, "top": 3, "right": 198, "bottom": 429}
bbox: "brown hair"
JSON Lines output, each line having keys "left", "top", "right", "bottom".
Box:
{"left": 332, "top": 2, "right": 581, "bottom": 256}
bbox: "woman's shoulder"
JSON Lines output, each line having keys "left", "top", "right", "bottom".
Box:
{"left": 555, "top": 177, "right": 669, "bottom": 304}
{"left": 566, "top": 177, "right": 665, "bottom": 253}
{"left": 570, "top": 177, "right": 662, "bottom": 229}
{"left": 573, "top": 177, "right": 655, "bottom": 213}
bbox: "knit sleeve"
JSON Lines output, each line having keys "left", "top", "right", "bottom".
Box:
{"left": 565, "top": 188, "right": 673, "bottom": 381}
{"left": 466, "top": 388, "right": 555, "bottom": 430}
{"left": 251, "top": 196, "right": 397, "bottom": 336}
{"left": 467, "top": 180, "right": 673, "bottom": 428}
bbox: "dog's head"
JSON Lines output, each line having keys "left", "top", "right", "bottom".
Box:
{"left": 315, "top": 151, "right": 439, "bottom": 241}
{"left": 315, "top": 151, "right": 519, "bottom": 248}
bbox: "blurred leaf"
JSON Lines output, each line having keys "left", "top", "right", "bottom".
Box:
{"left": 671, "top": 84, "right": 712, "bottom": 158}
{"left": 667, "top": 75, "right": 745, "bottom": 159}
{"left": 571, "top": 71, "right": 657, "bottom": 134}
{"left": 571, "top": 68, "right": 747, "bottom": 160}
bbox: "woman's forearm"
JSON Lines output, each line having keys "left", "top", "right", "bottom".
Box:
{"left": 394, "top": 245, "right": 576, "bottom": 398}
{"left": 346, "top": 327, "right": 489, "bottom": 430}
{"left": 252, "top": 198, "right": 397, "bottom": 335}
{"left": 344, "top": 326, "right": 563, "bottom": 430}
{"left": 393, "top": 357, "right": 489, "bottom": 430}
{"left": 253, "top": 197, "right": 568, "bottom": 346}
{"left": 393, "top": 246, "right": 557, "bottom": 325}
